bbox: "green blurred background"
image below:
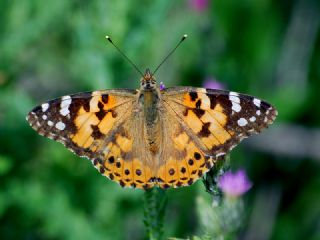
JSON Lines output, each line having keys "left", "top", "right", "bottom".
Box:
{"left": 0, "top": 0, "right": 319, "bottom": 239}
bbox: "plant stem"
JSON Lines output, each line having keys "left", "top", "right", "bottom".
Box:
{"left": 143, "top": 188, "right": 168, "bottom": 240}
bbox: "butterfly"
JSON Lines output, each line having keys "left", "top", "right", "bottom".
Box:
{"left": 26, "top": 67, "right": 277, "bottom": 189}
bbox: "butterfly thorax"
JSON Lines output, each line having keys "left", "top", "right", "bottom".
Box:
{"left": 139, "top": 69, "right": 161, "bottom": 154}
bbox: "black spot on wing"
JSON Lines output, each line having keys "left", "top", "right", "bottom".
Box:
{"left": 195, "top": 99, "right": 201, "bottom": 109}
{"left": 95, "top": 110, "right": 106, "bottom": 121}
{"left": 101, "top": 94, "right": 109, "bottom": 103}
{"left": 198, "top": 122, "right": 211, "bottom": 137}
{"left": 98, "top": 101, "right": 104, "bottom": 109}
{"left": 194, "top": 152, "right": 201, "bottom": 160}
{"left": 69, "top": 93, "right": 92, "bottom": 114}
{"left": 111, "top": 110, "right": 118, "bottom": 118}
{"left": 108, "top": 156, "right": 115, "bottom": 163}
{"left": 189, "top": 92, "right": 198, "bottom": 101}
{"left": 169, "top": 168, "right": 175, "bottom": 176}
{"left": 96, "top": 101, "right": 107, "bottom": 120}
{"left": 192, "top": 108, "right": 205, "bottom": 118}
{"left": 206, "top": 93, "right": 217, "bottom": 109}
{"left": 135, "top": 169, "right": 142, "bottom": 176}
{"left": 91, "top": 125, "right": 104, "bottom": 139}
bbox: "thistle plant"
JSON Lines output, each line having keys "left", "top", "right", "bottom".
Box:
{"left": 196, "top": 157, "right": 253, "bottom": 239}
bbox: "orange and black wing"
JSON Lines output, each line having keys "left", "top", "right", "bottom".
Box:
{"left": 156, "top": 87, "right": 277, "bottom": 188}
{"left": 27, "top": 90, "right": 150, "bottom": 188}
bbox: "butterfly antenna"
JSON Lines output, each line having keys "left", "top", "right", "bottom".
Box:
{"left": 105, "top": 36, "right": 144, "bottom": 77}
{"left": 152, "top": 34, "right": 188, "bottom": 75}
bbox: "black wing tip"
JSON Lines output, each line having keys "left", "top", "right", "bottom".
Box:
{"left": 30, "top": 105, "right": 42, "bottom": 113}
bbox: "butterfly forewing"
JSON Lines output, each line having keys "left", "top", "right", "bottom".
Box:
{"left": 162, "top": 87, "right": 277, "bottom": 158}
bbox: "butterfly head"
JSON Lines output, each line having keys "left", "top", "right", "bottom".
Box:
{"left": 140, "top": 69, "right": 156, "bottom": 90}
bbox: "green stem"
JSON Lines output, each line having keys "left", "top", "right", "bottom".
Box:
{"left": 143, "top": 188, "right": 168, "bottom": 240}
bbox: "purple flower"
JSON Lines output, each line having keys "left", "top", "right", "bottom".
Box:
{"left": 218, "top": 169, "right": 252, "bottom": 197}
{"left": 203, "top": 78, "right": 225, "bottom": 90}
{"left": 160, "top": 82, "right": 165, "bottom": 91}
{"left": 188, "top": 0, "right": 209, "bottom": 12}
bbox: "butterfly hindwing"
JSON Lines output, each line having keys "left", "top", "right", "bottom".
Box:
{"left": 96, "top": 115, "right": 156, "bottom": 189}
{"left": 155, "top": 108, "right": 216, "bottom": 188}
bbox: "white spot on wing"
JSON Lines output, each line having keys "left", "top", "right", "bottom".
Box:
{"left": 201, "top": 94, "right": 211, "bottom": 108}
{"left": 229, "top": 92, "right": 241, "bottom": 113}
{"left": 253, "top": 98, "right": 261, "bottom": 108}
{"left": 249, "top": 116, "right": 256, "bottom": 122}
{"left": 60, "top": 96, "right": 72, "bottom": 116}
{"left": 256, "top": 110, "right": 261, "bottom": 115}
{"left": 47, "top": 120, "right": 54, "bottom": 126}
{"left": 232, "top": 103, "right": 241, "bottom": 112}
{"left": 229, "top": 94, "right": 240, "bottom": 103}
{"left": 55, "top": 121, "right": 66, "bottom": 130}
{"left": 237, "top": 118, "right": 248, "bottom": 126}
{"left": 42, "top": 115, "right": 47, "bottom": 120}
{"left": 42, "top": 103, "right": 49, "bottom": 112}
{"left": 61, "top": 95, "right": 72, "bottom": 107}
{"left": 230, "top": 91, "right": 239, "bottom": 97}
{"left": 60, "top": 108, "right": 70, "bottom": 116}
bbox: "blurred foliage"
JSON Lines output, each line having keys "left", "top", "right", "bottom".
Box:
{"left": 0, "top": 0, "right": 319, "bottom": 239}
